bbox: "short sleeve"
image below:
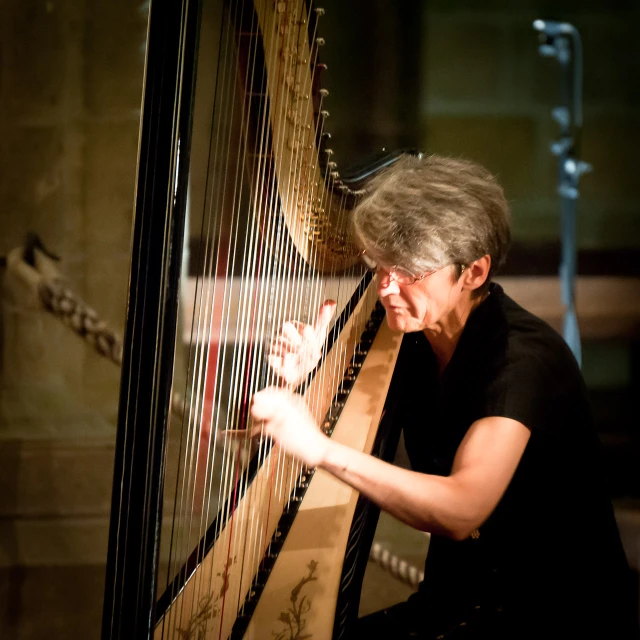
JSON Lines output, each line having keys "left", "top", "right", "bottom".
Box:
{"left": 477, "top": 329, "right": 586, "bottom": 438}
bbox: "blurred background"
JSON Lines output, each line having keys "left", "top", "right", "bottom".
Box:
{"left": 1, "top": 0, "right": 639, "bottom": 638}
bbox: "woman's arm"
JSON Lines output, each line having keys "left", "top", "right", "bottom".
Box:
{"left": 251, "top": 388, "right": 530, "bottom": 540}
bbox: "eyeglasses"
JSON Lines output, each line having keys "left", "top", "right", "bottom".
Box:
{"left": 361, "top": 251, "right": 440, "bottom": 286}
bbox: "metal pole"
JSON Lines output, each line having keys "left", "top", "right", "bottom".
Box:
{"left": 533, "top": 19, "right": 592, "bottom": 367}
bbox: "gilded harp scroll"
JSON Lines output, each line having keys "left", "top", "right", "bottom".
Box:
{"left": 102, "top": 1, "right": 403, "bottom": 639}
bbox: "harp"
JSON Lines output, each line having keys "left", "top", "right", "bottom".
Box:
{"left": 101, "top": 1, "right": 404, "bottom": 638}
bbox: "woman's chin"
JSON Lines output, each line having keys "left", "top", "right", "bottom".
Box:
{"left": 385, "top": 312, "right": 408, "bottom": 333}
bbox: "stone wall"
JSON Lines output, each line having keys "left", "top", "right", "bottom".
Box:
{"left": 0, "top": 0, "right": 146, "bottom": 425}
{"left": 0, "top": 2, "right": 146, "bottom": 638}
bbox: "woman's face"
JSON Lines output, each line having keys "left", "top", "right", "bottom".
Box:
{"left": 376, "top": 264, "right": 466, "bottom": 334}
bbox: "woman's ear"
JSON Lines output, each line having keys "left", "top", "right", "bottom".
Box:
{"left": 462, "top": 254, "right": 491, "bottom": 291}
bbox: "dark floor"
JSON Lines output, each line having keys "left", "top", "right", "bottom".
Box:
{"left": 359, "top": 512, "right": 428, "bottom": 617}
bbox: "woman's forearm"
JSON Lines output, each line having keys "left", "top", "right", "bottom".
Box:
{"left": 319, "top": 440, "right": 477, "bottom": 540}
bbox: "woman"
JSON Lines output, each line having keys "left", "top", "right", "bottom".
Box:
{"left": 251, "top": 154, "right": 639, "bottom": 639}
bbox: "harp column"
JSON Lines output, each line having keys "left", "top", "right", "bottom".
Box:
{"left": 101, "top": 1, "right": 201, "bottom": 638}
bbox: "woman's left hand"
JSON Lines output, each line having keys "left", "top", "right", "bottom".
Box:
{"left": 250, "top": 387, "right": 330, "bottom": 468}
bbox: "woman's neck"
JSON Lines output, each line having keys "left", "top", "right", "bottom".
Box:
{"left": 424, "top": 291, "right": 488, "bottom": 374}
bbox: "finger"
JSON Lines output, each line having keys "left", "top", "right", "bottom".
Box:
{"left": 251, "top": 387, "right": 283, "bottom": 419}
{"left": 282, "top": 352, "right": 300, "bottom": 371}
{"left": 313, "top": 299, "right": 337, "bottom": 335}
{"left": 267, "top": 354, "right": 285, "bottom": 372}
{"left": 281, "top": 322, "right": 304, "bottom": 345}
{"left": 267, "top": 357, "right": 299, "bottom": 386}
{"left": 276, "top": 356, "right": 301, "bottom": 385}
{"left": 250, "top": 423, "right": 265, "bottom": 439}
{"left": 301, "top": 324, "right": 317, "bottom": 345}
{"left": 270, "top": 333, "right": 304, "bottom": 350}
{"left": 287, "top": 320, "right": 307, "bottom": 332}
{"left": 269, "top": 339, "right": 297, "bottom": 357}
{"left": 268, "top": 351, "right": 300, "bottom": 368}
{"left": 250, "top": 392, "right": 265, "bottom": 419}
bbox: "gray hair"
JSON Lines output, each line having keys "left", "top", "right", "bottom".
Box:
{"left": 351, "top": 154, "right": 511, "bottom": 291}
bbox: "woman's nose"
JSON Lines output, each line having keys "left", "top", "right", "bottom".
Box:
{"left": 376, "top": 270, "right": 399, "bottom": 296}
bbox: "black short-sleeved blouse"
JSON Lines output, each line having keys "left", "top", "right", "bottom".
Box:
{"left": 395, "top": 283, "right": 638, "bottom": 639}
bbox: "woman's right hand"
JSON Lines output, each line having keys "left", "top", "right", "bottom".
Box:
{"left": 268, "top": 299, "right": 337, "bottom": 387}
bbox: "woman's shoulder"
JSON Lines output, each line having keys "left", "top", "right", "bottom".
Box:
{"left": 471, "top": 285, "right": 594, "bottom": 433}
{"left": 491, "top": 283, "right": 579, "bottom": 371}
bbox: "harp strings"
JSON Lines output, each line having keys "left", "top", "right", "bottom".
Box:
{"left": 158, "top": 0, "right": 364, "bottom": 636}
{"left": 231, "top": 0, "right": 323, "bottom": 609}
{"left": 278, "top": 1, "right": 330, "bottom": 512}
{"left": 216, "top": 0, "right": 328, "bottom": 629}
{"left": 165, "top": 0, "right": 255, "bottom": 631}
{"left": 198, "top": 0, "right": 292, "bottom": 630}
{"left": 208, "top": 0, "right": 273, "bottom": 631}
{"left": 217, "top": 0, "right": 290, "bottom": 626}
